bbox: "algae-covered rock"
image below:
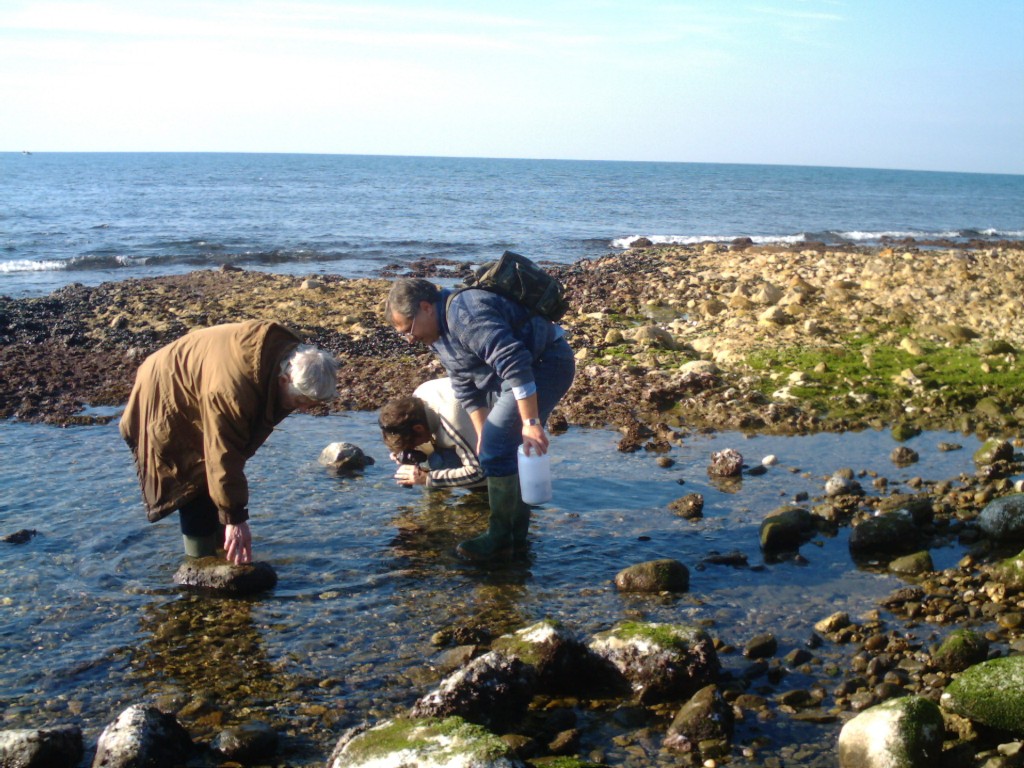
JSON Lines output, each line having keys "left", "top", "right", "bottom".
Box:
{"left": 837, "top": 696, "right": 944, "bottom": 768}
{"left": 328, "top": 716, "right": 521, "bottom": 768}
{"left": 490, "top": 620, "right": 600, "bottom": 695}
{"left": 930, "top": 629, "right": 990, "bottom": 673}
{"left": 941, "top": 655, "right": 1024, "bottom": 735}
{"left": 172, "top": 558, "right": 278, "bottom": 595}
{"left": 588, "top": 622, "right": 719, "bottom": 704}
{"left": 973, "top": 437, "right": 1014, "bottom": 466}
{"left": 990, "top": 547, "right": 1024, "bottom": 590}
{"left": 614, "top": 558, "right": 689, "bottom": 593}
{"left": 978, "top": 494, "right": 1024, "bottom": 541}
{"left": 759, "top": 505, "right": 814, "bottom": 552}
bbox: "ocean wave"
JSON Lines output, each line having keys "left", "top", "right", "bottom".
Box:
{"left": 611, "top": 228, "right": 1024, "bottom": 250}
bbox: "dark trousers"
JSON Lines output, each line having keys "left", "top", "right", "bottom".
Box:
{"left": 178, "top": 492, "right": 223, "bottom": 539}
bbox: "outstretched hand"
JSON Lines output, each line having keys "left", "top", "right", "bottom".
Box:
{"left": 224, "top": 521, "right": 252, "bottom": 564}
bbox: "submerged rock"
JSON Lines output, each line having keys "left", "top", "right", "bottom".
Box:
{"left": 614, "top": 558, "right": 689, "bottom": 593}
{"left": 172, "top": 558, "right": 278, "bottom": 595}
{"left": 837, "top": 696, "right": 944, "bottom": 768}
{"left": 211, "top": 721, "right": 278, "bottom": 763}
{"left": 92, "top": 705, "right": 192, "bottom": 768}
{"left": 848, "top": 510, "right": 920, "bottom": 558}
{"left": 0, "top": 725, "right": 83, "bottom": 768}
{"left": 941, "top": 655, "right": 1024, "bottom": 735}
{"left": 328, "top": 717, "right": 520, "bottom": 768}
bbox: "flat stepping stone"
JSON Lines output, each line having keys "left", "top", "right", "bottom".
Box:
{"left": 173, "top": 558, "right": 278, "bottom": 595}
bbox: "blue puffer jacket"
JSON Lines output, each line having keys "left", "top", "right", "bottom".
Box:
{"left": 431, "top": 288, "right": 560, "bottom": 413}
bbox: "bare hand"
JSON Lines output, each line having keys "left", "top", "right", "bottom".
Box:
{"left": 394, "top": 464, "right": 424, "bottom": 486}
{"left": 224, "top": 522, "right": 252, "bottom": 564}
{"left": 521, "top": 424, "right": 548, "bottom": 455}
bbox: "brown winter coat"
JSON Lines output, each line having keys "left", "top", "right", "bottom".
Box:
{"left": 120, "top": 320, "right": 301, "bottom": 525}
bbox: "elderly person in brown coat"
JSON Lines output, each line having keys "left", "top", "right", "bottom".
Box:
{"left": 120, "top": 320, "right": 339, "bottom": 565}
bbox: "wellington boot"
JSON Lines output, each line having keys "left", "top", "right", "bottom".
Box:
{"left": 182, "top": 533, "right": 220, "bottom": 559}
{"left": 457, "top": 474, "right": 521, "bottom": 562}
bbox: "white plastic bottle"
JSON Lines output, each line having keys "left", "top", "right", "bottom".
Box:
{"left": 518, "top": 444, "right": 552, "bottom": 505}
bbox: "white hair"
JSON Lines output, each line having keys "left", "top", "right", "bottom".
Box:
{"left": 281, "top": 345, "right": 339, "bottom": 401}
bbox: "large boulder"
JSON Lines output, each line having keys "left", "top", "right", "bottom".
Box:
{"left": 614, "top": 559, "right": 689, "bottom": 593}
{"left": 837, "top": 696, "right": 944, "bottom": 768}
{"left": 173, "top": 558, "right": 278, "bottom": 595}
{"left": 588, "top": 622, "right": 719, "bottom": 704}
{"left": 978, "top": 494, "right": 1024, "bottom": 541}
{"left": 0, "top": 725, "right": 83, "bottom": 768}
{"left": 490, "top": 620, "right": 601, "bottom": 695}
{"left": 941, "top": 655, "right": 1024, "bottom": 735}
{"left": 92, "top": 705, "right": 192, "bottom": 768}
{"left": 410, "top": 651, "right": 536, "bottom": 731}
{"left": 328, "top": 717, "right": 521, "bottom": 768}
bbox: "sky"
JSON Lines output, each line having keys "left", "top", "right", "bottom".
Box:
{"left": 2, "top": 0, "right": 1022, "bottom": 174}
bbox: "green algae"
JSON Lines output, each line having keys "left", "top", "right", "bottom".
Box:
{"left": 745, "top": 335, "right": 1023, "bottom": 427}
{"left": 337, "top": 716, "right": 510, "bottom": 763}
{"left": 612, "top": 622, "right": 705, "bottom": 651}
{"left": 942, "top": 656, "right": 1024, "bottom": 735}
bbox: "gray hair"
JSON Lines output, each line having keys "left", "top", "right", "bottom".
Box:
{"left": 385, "top": 278, "right": 439, "bottom": 320}
{"left": 281, "top": 345, "right": 339, "bottom": 401}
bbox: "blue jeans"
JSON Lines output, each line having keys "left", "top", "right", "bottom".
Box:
{"left": 478, "top": 336, "right": 575, "bottom": 477}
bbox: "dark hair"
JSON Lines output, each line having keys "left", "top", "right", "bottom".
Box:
{"left": 378, "top": 396, "right": 428, "bottom": 448}
{"left": 385, "top": 278, "right": 439, "bottom": 321}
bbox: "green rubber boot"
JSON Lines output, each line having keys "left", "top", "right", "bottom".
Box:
{"left": 182, "top": 533, "right": 220, "bottom": 558}
{"left": 457, "top": 474, "right": 523, "bottom": 561}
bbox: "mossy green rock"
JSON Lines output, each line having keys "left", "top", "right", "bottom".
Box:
{"left": 930, "top": 629, "right": 990, "bottom": 673}
{"left": 888, "top": 550, "right": 934, "bottom": 576}
{"left": 838, "top": 696, "right": 944, "bottom": 768}
{"left": 973, "top": 437, "right": 1014, "bottom": 466}
{"left": 759, "top": 506, "right": 814, "bottom": 552}
{"left": 614, "top": 558, "right": 689, "bottom": 593}
{"left": 848, "top": 510, "right": 919, "bottom": 557}
{"left": 941, "top": 655, "right": 1024, "bottom": 735}
{"left": 328, "top": 716, "right": 520, "bottom": 768}
{"left": 992, "top": 548, "right": 1024, "bottom": 590}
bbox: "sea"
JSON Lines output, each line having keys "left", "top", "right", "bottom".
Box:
{"left": 1, "top": 152, "right": 1022, "bottom": 298}
{"left": 1, "top": 153, "right": 1023, "bottom": 766}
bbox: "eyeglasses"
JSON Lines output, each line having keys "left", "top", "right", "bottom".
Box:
{"left": 401, "top": 310, "right": 420, "bottom": 342}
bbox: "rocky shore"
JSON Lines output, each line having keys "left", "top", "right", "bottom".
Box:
{"left": 2, "top": 242, "right": 1024, "bottom": 767}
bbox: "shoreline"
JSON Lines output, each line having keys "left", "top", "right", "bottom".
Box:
{"left": 1, "top": 242, "right": 1021, "bottom": 441}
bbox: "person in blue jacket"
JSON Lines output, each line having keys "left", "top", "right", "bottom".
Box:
{"left": 384, "top": 278, "right": 575, "bottom": 561}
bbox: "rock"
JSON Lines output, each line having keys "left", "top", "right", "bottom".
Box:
{"left": 761, "top": 454, "right": 778, "bottom": 466}
{"left": 410, "top": 650, "right": 536, "bottom": 731}
{"left": 614, "top": 559, "right": 689, "bottom": 593}
{"left": 708, "top": 448, "right": 743, "bottom": 477}
{"left": 327, "top": 717, "right": 519, "bottom": 768}
{"left": 930, "top": 629, "right": 990, "bottom": 673}
{"left": 490, "top": 620, "right": 601, "bottom": 695}
{"left": 630, "top": 237, "right": 653, "bottom": 248}
{"left": 814, "top": 612, "right": 850, "bottom": 634}
{"left": 0, "top": 725, "right": 83, "bottom": 768}
{"left": 211, "top": 721, "right": 278, "bottom": 763}
{"left": 759, "top": 505, "right": 814, "bottom": 552}
{"left": 744, "top": 633, "right": 777, "bottom": 659}
{"left": 92, "top": 705, "right": 192, "bottom": 768}
{"left": 876, "top": 494, "right": 934, "bottom": 525}
{"left": 668, "top": 493, "right": 704, "bottom": 519}
{"left": 825, "top": 472, "right": 864, "bottom": 497}
{"left": 978, "top": 494, "right": 1024, "bottom": 541}
{"left": 941, "top": 656, "right": 1024, "bottom": 735}
{"left": 633, "top": 326, "right": 675, "bottom": 349}
{"left": 588, "top": 622, "right": 719, "bottom": 705}
{"left": 888, "top": 550, "right": 933, "bottom": 576}
{"left": 318, "top": 442, "right": 375, "bottom": 473}
{"left": 890, "top": 446, "right": 919, "bottom": 465}
{"left": 838, "top": 696, "right": 944, "bottom": 768}
{"left": 989, "top": 547, "right": 1024, "bottom": 590}
{"left": 849, "top": 510, "right": 920, "bottom": 558}
{"left": 974, "top": 437, "right": 1014, "bottom": 466}
{"left": 663, "top": 684, "right": 734, "bottom": 754}
{"left": 1, "top": 528, "right": 37, "bottom": 544}
{"left": 172, "top": 559, "right": 278, "bottom": 595}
